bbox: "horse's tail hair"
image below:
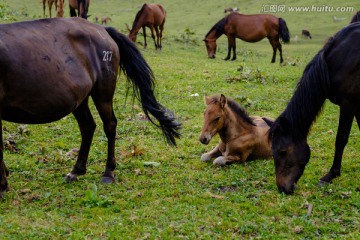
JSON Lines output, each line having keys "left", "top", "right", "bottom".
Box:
{"left": 105, "top": 27, "right": 181, "bottom": 146}
{"left": 279, "top": 18, "right": 290, "bottom": 43}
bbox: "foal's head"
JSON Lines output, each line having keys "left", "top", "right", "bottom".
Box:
{"left": 199, "top": 95, "right": 227, "bottom": 144}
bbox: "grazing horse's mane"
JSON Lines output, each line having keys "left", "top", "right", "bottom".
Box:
{"left": 269, "top": 23, "right": 359, "bottom": 141}
{"left": 350, "top": 11, "right": 360, "bottom": 23}
{"left": 205, "top": 16, "right": 228, "bottom": 38}
{"left": 210, "top": 95, "right": 254, "bottom": 126}
{"left": 132, "top": 4, "right": 146, "bottom": 30}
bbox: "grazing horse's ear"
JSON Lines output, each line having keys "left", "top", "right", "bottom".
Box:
{"left": 220, "top": 94, "right": 227, "bottom": 109}
{"left": 204, "top": 95, "right": 212, "bottom": 105}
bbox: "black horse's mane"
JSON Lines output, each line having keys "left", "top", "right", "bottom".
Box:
{"left": 205, "top": 16, "right": 227, "bottom": 38}
{"left": 132, "top": 4, "right": 146, "bottom": 30}
{"left": 270, "top": 23, "right": 359, "bottom": 141}
{"left": 350, "top": 11, "right": 360, "bottom": 23}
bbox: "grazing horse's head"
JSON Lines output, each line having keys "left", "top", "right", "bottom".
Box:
{"left": 199, "top": 95, "right": 227, "bottom": 144}
{"left": 203, "top": 39, "right": 217, "bottom": 58}
{"left": 269, "top": 117, "right": 310, "bottom": 194}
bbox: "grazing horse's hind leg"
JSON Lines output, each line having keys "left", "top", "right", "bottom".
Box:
{"left": 268, "top": 38, "right": 277, "bottom": 63}
{"left": 154, "top": 26, "right": 160, "bottom": 50}
{"left": 159, "top": 20, "right": 165, "bottom": 49}
{"left": 92, "top": 97, "right": 117, "bottom": 183}
{"left": 65, "top": 98, "right": 96, "bottom": 182}
{"left": 319, "top": 106, "right": 355, "bottom": 185}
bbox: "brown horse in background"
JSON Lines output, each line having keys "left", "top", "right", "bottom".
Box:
{"left": 204, "top": 12, "right": 290, "bottom": 62}
{"left": 69, "top": 0, "right": 90, "bottom": 19}
{"left": 42, "top": 0, "right": 57, "bottom": 18}
{"left": 0, "top": 18, "right": 180, "bottom": 198}
{"left": 199, "top": 95, "right": 273, "bottom": 166}
{"left": 127, "top": 3, "right": 166, "bottom": 50}
{"left": 56, "top": 0, "right": 64, "bottom": 18}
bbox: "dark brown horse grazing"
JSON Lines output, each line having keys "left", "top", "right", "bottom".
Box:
{"left": 266, "top": 23, "right": 360, "bottom": 195}
{"left": 199, "top": 95, "right": 273, "bottom": 166}
{"left": 0, "top": 18, "right": 181, "bottom": 198}
{"left": 204, "top": 12, "right": 290, "bottom": 62}
{"left": 350, "top": 10, "right": 360, "bottom": 23}
{"left": 127, "top": 3, "right": 166, "bottom": 50}
{"left": 69, "top": 0, "right": 90, "bottom": 19}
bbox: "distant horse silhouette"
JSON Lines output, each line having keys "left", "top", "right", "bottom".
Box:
{"left": 42, "top": 0, "right": 57, "bottom": 18}
{"left": 127, "top": 3, "right": 166, "bottom": 50}
{"left": 350, "top": 10, "right": 360, "bottom": 23}
{"left": 0, "top": 18, "right": 181, "bottom": 198}
{"left": 204, "top": 12, "right": 290, "bottom": 62}
{"left": 301, "top": 29, "right": 312, "bottom": 39}
{"left": 266, "top": 22, "right": 360, "bottom": 194}
{"left": 69, "top": 0, "right": 90, "bottom": 19}
{"left": 56, "top": 0, "right": 64, "bottom": 18}
{"left": 101, "top": 16, "right": 112, "bottom": 25}
{"left": 199, "top": 95, "right": 273, "bottom": 166}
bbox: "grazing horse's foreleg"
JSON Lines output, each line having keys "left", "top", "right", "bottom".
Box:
{"left": 43, "top": 0, "right": 46, "bottom": 17}
{"left": 92, "top": 99, "right": 117, "bottom": 183}
{"left": 154, "top": 26, "right": 160, "bottom": 50}
{"left": 159, "top": 21, "right": 165, "bottom": 49}
{"left": 65, "top": 99, "right": 96, "bottom": 182}
{"left": 225, "top": 36, "right": 236, "bottom": 60}
{"left": 319, "top": 107, "right": 355, "bottom": 185}
{"left": 142, "top": 26, "right": 147, "bottom": 49}
{"left": 0, "top": 120, "right": 10, "bottom": 197}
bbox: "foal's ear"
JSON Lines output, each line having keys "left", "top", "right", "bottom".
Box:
{"left": 220, "top": 94, "right": 227, "bottom": 108}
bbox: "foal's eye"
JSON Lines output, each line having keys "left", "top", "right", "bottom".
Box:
{"left": 212, "top": 117, "right": 220, "bottom": 124}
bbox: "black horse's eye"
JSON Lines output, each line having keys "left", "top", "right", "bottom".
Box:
{"left": 278, "top": 149, "right": 287, "bottom": 157}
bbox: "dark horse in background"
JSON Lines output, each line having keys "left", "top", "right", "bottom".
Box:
{"left": 0, "top": 18, "right": 181, "bottom": 198}
{"left": 69, "top": 0, "right": 90, "bottom": 19}
{"left": 266, "top": 23, "right": 360, "bottom": 194}
{"left": 127, "top": 3, "right": 166, "bottom": 50}
{"left": 204, "top": 12, "right": 290, "bottom": 62}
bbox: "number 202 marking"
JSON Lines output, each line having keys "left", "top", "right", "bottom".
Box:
{"left": 103, "top": 51, "right": 112, "bottom": 61}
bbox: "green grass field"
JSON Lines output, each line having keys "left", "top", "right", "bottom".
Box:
{"left": 0, "top": 0, "right": 359, "bottom": 238}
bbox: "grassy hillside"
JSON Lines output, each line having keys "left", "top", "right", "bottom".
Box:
{"left": 0, "top": 0, "right": 359, "bottom": 239}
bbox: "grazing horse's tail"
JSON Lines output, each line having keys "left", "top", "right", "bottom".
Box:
{"left": 105, "top": 27, "right": 181, "bottom": 146}
{"left": 279, "top": 18, "right": 290, "bottom": 43}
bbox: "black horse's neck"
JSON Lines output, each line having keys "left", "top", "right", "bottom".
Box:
{"left": 281, "top": 51, "right": 330, "bottom": 141}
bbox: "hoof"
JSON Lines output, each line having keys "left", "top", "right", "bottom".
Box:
{"left": 318, "top": 180, "right": 330, "bottom": 187}
{"left": 213, "top": 157, "right": 227, "bottom": 166}
{"left": 65, "top": 173, "right": 78, "bottom": 183}
{"left": 200, "top": 153, "right": 212, "bottom": 162}
{"left": 101, "top": 174, "right": 115, "bottom": 184}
